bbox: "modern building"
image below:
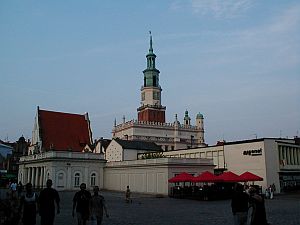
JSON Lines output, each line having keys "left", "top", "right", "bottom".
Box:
{"left": 162, "top": 137, "right": 300, "bottom": 193}
{"left": 112, "top": 34, "right": 205, "bottom": 151}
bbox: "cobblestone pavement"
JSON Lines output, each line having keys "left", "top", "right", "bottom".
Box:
{"left": 38, "top": 191, "right": 299, "bottom": 225}
{"left": 44, "top": 191, "right": 300, "bottom": 225}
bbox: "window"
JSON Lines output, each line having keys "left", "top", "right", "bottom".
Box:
{"left": 74, "top": 173, "right": 80, "bottom": 187}
{"left": 58, "top": 172, "right": 64, "bottom": 187}
{"left": 141, "top": 92, "right": 145, "bottom": 101}
{"left": 153, "top": 92, "right": 160, "bottom": 100}
{"left": 90, "top": 173, "right": 96, "bottom": 187}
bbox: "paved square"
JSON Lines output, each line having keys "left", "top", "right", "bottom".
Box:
{"left": 45, "top": 190, "right": 300, "bottom": 225}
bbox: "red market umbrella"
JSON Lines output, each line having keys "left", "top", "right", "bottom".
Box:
{"left": 168, "top": 172, "right": 194, "bottom": 183}
{"left": 239, "top": 172, "right": 263, "bottom": 182}
{"left": 192, "top": 171, "right": 221, "bottom": 183}
{"left": 217, "top": 171, "right": 241, "bottom": 182}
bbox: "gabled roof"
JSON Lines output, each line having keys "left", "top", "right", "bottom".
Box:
{"left": 38, "top": 109, "right": 92, "bottom": 152}
{"left": 114, "top": 139, "right": 162, "bottom": 151}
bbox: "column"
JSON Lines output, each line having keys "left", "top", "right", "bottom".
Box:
{"left": 30, "top": 167, "right": 34, "bottom": 185}
{"left": 27, "top": 167, "right": 31, "bottom": 184}
{"left": 33, "top": 167, "right": 37, "bottom": 187}
{"left": 294, "top": 148, "right": 298, "bottom": 165}
{"left": 40, "top": 167, "right": 44, "bottom": 188}
{"left": 36, "top": 167, "right": 40, "bottom": 188}
{"left": 291, "top": 148, "right": 295, "bottom": 165}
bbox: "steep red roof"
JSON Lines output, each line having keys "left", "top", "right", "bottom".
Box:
{"left": 39, "top": 109, "right": 92, "bottom": 152}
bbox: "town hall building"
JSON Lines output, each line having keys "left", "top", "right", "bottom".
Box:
{"left": 112, "top": 33, "right": 206, "bottom": 151}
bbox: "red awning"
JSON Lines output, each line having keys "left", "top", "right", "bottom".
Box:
{"left": 239, "top": 172, "right": 263, "bottom": 182}
{"left": 217, "top": 171, "right": 241, "bottom": 182}
{"left": 192, "top": 171, "right": 221, "bottom": 183}
{"left": 168, "top": 172, "right": 194, "bottom": 183}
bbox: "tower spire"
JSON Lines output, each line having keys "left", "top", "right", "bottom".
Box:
{"left": 149, "top": 31, "right": 153, "bottom": 53}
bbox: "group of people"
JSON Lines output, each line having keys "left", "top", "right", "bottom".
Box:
{"left": 72, "top": 183, "right": 109, "bottom": 225}
{"left": 231, "top": 183, "right": 269, "bottom": 225}
{"left": 1, "top": 180, "right": 109, "bottom": 225}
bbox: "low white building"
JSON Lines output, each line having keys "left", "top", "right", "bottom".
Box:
{"left": 104, "top": 158, "right": 214, "bottom": 195}
{"left": 18, "top": 151, "right": 106, "bottom": 190}
{"left": 162, "top": 138, "right": 300, "bottom": 193}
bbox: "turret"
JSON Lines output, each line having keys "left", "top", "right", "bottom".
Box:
{"left": 196, "top": 112, "right": 204, "bottom": 130}
{"left": 183, "top": 110, "right": 191, "bottom": 126}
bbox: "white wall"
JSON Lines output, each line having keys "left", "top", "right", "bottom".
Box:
{"left": 224, "top": 141, "right": 267, "bottom": 188}
{"left": 264, "top": 139, "right": 281, "bottom": 192}
{"left": 103, "top": 158, "right": 214, "bottom": 195}
{"left": 18, "top": 151, "right": 106, "bottom": 191}
{"left": 105, "top": 140, "right": 123, "bottom": 162}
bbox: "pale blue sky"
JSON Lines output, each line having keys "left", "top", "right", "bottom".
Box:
{"left": 1, "top": 0, "right": 299, "bottom": 145}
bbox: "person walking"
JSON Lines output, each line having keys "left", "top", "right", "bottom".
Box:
{"left": 10, "top": 180, "right": 17, "bottom": 198}
{"left": 247, "top": 186, "right": 268, "bottom": 225}
{"left": 268, "top": 186, "right": 274, "bottom": 199}
{"left": 72, "top": 183, "right": 92, "bottom": 225}
{"left": 17, "top": 181, "right": 23, "bottom": 198}
{"left": 19, "top": 183, "right": 39, "bottom": 225}
{"left": 38, "top": 179, "right": 60, "bottom": 225}
{"left": 90, "top": 186, "right": 109, "bottom": 225}
{"left": 231, "top": 183, "right": 249, "bottom": 225}
{"left": 125, "top": 185, "right": 131, "bottom": 203}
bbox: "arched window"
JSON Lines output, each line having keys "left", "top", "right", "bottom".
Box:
{"left": 57, "top": 172, "right": 64, "bottom": 188}
{"left": 74, "top": 173, "right": 80, "bottom": 187}
{"left": 90, "top": 173, "right": 96, "bottom": 187}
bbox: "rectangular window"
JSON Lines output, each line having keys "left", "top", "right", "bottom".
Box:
{"left": 74, "top": 173, "right": 80, "bottom": 187}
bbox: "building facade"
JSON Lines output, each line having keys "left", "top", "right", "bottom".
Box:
{"left": 104, "top": 158, "right": 214, "bottom": 195}
{"left": 105, "top": 139, "right": 162, "bottom": 162}
{"left": 18, "top": 151, "right": 106, "bottom": 190}
{"left": 162, "top": 137, "right": 300, "bottom": 193}
{"left": 113, "top": 34, "right": 205, "bottom": 150}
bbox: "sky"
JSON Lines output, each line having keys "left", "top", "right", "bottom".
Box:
{"left": 0, "top": 0, "right": 299, "bottom": 145}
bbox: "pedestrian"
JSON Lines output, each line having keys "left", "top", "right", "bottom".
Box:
{"left": 17, "top": 181, "right": 23, "bottom": 198}
{"left": 10, "top": 180, "right": 17, "bottom": 198}
{"left": 72, "top": 183, "right": 92, "bottom": 225}
{"left": 90, "top": 186, "right": 109, "bottom": 225}
{"left": 19, "top": 183, "right": 39, "bottom": 225}
{"left": 271, "top": 183, "right": 276, "bottom": 194}
{"left": 231, "top": 183, "right": 249, "bottom": 225}
{"left": 268, "top": 186, "right": 273, "bottom": 199}
{"left": 247, "top": 186, "right": 268, "bottom": 225}
{"left": 38, "top": 179, "right": 60, "bottom": 225}
{"left": 125, "top": 185, "right": 131, "bottom": 203}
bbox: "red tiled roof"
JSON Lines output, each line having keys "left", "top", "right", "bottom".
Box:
{"left": 39, "top": 109, "right": 92, "bottom": 152}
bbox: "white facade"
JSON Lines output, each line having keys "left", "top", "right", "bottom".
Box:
{"left": 18, "top": 151, "right": 106, "bottom": 191}
{"left": 105, "top": 139, "right": 161, "bottom": 162}
{"left": 162, "top": 138, "right": 300, "bottom": 193}
{"left": 104, "top": 158, "right": 214, "bottom": 195}
{"left": 113, "top": 117, "right": 205, "bottom": 151}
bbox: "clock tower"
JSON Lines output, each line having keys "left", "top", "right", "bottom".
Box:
{"left": 137, "top": 32, "right": 166, "bottom": 123}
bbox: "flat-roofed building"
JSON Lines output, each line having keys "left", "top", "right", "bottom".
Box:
{"left": 162, "top": 137, "right": 300, "bottom": 193}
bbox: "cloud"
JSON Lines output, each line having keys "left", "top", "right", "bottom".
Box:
{"left": 190, "top": 0, "right": 254, "bottom": 18}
